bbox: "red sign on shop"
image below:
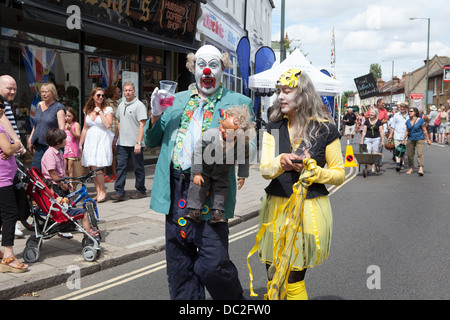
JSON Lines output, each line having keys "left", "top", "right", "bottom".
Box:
{"left": 409, "top": 93, "right": 424, "bottom": 100}
{"left": 203, "top": 13, "right": 225, "bottom": 38}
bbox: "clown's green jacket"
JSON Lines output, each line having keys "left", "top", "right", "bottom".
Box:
{"left": 144, "top": 88, "right": 254, "bottom": 219}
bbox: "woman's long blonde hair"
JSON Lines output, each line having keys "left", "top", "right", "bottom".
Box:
{"left": 269, "top": 71, "right": 329, "bottom": 143}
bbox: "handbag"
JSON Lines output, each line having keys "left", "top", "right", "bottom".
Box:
{"left": 72, "top": 158, "right": 89, "bottom": 177}
{"left": 434, "top": 112, "right": 441, "bottom": 126}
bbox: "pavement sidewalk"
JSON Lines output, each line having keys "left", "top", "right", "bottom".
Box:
{"left": 1, "top": 164, "right": 267, "bottom": 299}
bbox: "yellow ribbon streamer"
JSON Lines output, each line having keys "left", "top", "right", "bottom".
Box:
{"left": 247, "top": 158, "right": 317, "bottom": 299}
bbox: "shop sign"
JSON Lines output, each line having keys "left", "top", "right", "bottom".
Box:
{"left": 409, "top": 93, "right": 424, "bottom": 100}
{"left": 197, "top": 5, "right": 244, "bottom": 51}
{"left": 36, "top": 0, "right": 200, "bottom": 43}
{"left": 444, "top": 65, "right": 450, "bottom": 83}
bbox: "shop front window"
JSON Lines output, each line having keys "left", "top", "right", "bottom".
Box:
{"left": 0, "top": 38, "right": 81, "bottom": 143}
{"left": 222, "top": 53, "right": 243, "bottom": 94}
{"left": 1, "top": 5, "right": 82, "bottom": 133}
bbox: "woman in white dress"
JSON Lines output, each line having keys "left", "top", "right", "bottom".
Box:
{"left": 79, "top": 87, "right": 113, "bottom": 202}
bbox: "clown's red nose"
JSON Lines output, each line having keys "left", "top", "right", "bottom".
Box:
{"left": 203, "top": 68, "right": 212, "bottom": 75}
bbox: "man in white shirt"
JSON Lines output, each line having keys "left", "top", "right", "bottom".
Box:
{"left": 388, "top": 101, "right": 409, "bottom": 171}
{"left": 111, "top": 82, "right": 148, "bottom": 201}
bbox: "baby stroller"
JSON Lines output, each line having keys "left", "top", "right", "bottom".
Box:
{"left": 16, "top": 161, "right": 101, "bottom": 263}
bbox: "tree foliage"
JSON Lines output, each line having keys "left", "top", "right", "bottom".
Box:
{"left": 370, "top": 63, "right": 382, "bottom": 80}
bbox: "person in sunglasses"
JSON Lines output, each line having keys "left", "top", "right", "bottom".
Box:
{"left": 79, "top": 87, "right": 113, "bottom": 202}
{"left": 401, "top": 107, "right": 432, "bottom": 176}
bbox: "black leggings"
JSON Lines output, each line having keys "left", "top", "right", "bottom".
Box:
{"left": 0, "top": 185, "right": 19, "bottom": 247}
{"left": 266, "top": 264, "right": 307, "bottom": 283}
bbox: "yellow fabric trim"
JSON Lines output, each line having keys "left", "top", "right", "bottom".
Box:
{"left": 247, "top": 158, "right": 317, "bottom": 299}
{"left": 307, "top": 200, "right": 321, "bottom": 265}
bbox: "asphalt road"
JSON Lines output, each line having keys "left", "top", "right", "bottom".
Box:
{"left": 15, "top": 142, "right": 450, "bottom": 301}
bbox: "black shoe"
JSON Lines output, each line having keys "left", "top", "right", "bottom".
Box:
{"left": 111, "top": 194, "right": 125, "bottom": 201}
{"left": 396, "top": 163, "right": 401, "bottom": 172}
{"left": 185, "top": 209, "right": 202, "bottom": 223}
{"left": 210, "top": 209, "right": 227, "bottom": 224}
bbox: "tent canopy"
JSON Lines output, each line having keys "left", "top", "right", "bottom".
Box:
{"left": 249, "top": 49, "right": 341, "bottom": 96}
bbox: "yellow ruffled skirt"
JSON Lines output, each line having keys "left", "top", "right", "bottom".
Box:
{"left": 258, "top": 193, "right": 333, "bottom": 271}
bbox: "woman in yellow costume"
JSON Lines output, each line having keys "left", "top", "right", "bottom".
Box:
{"left": 253, "top": 69, "right": 345, "bottom": 300}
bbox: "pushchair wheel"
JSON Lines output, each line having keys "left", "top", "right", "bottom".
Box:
{"left": 23, "top": 247, "right": 40, "bottom": 263}
{"left": 82, "top": 246, "right": 98, "bottom": 262}
{"left": 82, "top": 235, "right": 100, "bottom": 248}
{"left": 26, "top": 235, "right": 42, "bottom": 249}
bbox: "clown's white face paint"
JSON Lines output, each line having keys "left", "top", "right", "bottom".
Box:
{"left": 195, "top": 53, "right": 223, "bottom": 98}
{"left": 277, "top": 86, "right": 298, "bottom": 116}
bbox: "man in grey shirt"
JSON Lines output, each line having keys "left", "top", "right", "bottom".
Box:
{"left": 111, "top": 82, "right": 148, "bottom": 201}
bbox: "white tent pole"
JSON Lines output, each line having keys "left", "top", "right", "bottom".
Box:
{"left": 338, "top": 95, "right": 342, "bottom": 132}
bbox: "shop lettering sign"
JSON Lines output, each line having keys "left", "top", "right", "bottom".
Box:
{"left": 198, "top": 6, "right": 242, "bottom": 50}
{"left": 203, "top": 13, "right": 225, "bottom": 38}
{"left": 409, "top": 93, "right": 424, "bottom": 100}
{"left": 46, "top": 0, "right": 199, "bottom": 43}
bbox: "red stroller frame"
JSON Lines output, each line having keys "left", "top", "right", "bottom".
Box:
{"left": 19, "top": 165, "right": 101, "bottom": 263}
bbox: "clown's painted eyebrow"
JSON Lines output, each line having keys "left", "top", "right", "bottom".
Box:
{"left": 197, "top": 58, "right": 220, "bottom": 69}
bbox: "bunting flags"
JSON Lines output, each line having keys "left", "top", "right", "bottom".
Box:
{"left": 330, "top": 26, "right": 335, "bottom": 74}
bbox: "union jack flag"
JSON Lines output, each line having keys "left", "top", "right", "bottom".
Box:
{"left": 20, "top": 44, "right": 56, "bottom": 92}
{"left": 100, "top": 58, "right": 121, "bottom": 89}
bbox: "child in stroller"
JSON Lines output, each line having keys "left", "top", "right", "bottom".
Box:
{"left": 42, "top": 178, "right": 99, "bottom": 238}
{"left": 40, "top": 128, "right": 99, "bottom": 238}
{"left": 22, "top": 165, "right": 101, "bottom": 263}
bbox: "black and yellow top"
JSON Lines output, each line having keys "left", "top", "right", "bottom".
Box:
{"left": 260, "top": 117, "right": 344, "bottom": 199}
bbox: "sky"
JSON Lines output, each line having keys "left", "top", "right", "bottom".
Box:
{"left": 271, "top": 0, "right": 450, "bottom": 93}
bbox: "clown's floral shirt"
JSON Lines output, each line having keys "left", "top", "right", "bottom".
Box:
{"left": 171, "top": 84, "right": 224, "bottom": 170}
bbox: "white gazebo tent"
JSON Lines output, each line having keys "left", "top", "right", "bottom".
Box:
{"left": 249, "top": 49, "right": 342, "bottom": 128}
{"left": 249, "top": 49, "right": 341, "bottom": 96}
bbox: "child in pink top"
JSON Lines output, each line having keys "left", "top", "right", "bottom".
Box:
{"left": 64, "top": 107, "right": 81, "bottom": 182}
{"left": 41, "top": 128, "right": 72, "bottom": 197}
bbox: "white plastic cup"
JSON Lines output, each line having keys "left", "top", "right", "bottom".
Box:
{"left": 159, "top": 80, "right": 177, "bottom": 107}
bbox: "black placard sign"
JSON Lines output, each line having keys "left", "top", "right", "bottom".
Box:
{"left": 354, "top": 73, "right": 379, "bottom": 99}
